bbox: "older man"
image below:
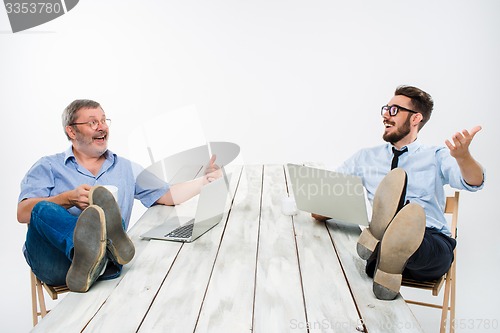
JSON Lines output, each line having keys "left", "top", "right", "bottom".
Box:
{"left": 18, "top": 99, "right": 220, "bottom": 292}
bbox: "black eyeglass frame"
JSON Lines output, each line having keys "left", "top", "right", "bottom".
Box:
{"left": 69, "top": 118, "right": 111, "bottom": 130}
{"left": 381, "top": 105, "right": 418, "bottom": 117}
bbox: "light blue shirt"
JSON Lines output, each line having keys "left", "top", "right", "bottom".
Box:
{"left": 336, "top": 140, "right": 485, "bottom": 236}
{"left": 18, "top": 147, "right": 170, "bottom": 229}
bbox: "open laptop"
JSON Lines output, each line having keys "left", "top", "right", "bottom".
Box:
{"left": 140, "top": 172, "right": 230, "bottom": 242}
{"left": 287, "top": 164, "right": 370, "bottom": 226}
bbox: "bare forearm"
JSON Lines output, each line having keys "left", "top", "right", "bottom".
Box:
{"left": 17, "top": 184, "right": 92, "bottom": 223}
{"left": 456, "top": 153, "right": 484, "bottom": 186}
{"left": 156, "top": 177, "right": 208, "bottom": 206}
{"left": 17, "top": 192, "right": 71, "bottom": 224}
{"left": 156, "top": 165, "right": 222, "bottom": 206}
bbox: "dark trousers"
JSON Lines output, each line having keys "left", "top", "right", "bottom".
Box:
{"left": 366, "top": 227, "right": 457, "bottom": 281}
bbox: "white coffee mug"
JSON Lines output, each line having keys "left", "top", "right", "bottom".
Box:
{"left": 102, "top": 185, "right": 119, "bottom": 202}
{"left": 281, "top": 196, "right": 298, "bottom": 216}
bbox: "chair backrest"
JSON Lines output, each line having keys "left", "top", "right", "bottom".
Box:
{"left": 444, "top": 191, "right": 459, "bottom": 239}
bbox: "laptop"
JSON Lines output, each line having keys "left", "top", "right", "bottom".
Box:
{"left": 287, "top": 164, "right": 370, "bottom": 226}
{"left": 140, "top": 172, "right": 230, "bottom": 242}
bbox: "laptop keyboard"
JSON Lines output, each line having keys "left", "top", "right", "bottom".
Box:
{"left": 165, "top": 222, "right": 194, "bottom": 239}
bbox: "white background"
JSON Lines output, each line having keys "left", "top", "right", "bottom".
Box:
{"left": 1, "top": 1, "right": 499, "bottom": 332}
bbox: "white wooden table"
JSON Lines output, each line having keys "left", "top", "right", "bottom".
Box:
{"left": 32, "top": 165, "right": 423, "bottom": 333}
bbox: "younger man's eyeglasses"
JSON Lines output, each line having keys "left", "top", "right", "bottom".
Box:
{"left": 381, "top": 105, "right": 418, "bottom": 117}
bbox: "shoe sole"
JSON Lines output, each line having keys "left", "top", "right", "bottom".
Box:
{"left": 372, "top": 203, "right": 426, "bottom": 300}
{"left": 89, "top": 186, "right": 135, "bottom": 265}
{"left": 357, "top": 168, "right": 407, "bottom": 259}
{"left": 66, "top": 205, "right": 107, "bottom": 292}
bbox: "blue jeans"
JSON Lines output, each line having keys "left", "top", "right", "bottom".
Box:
{"left": 24, "top": 201, "right": 122, "bottom": 286}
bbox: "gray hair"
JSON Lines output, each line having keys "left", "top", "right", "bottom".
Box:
{"left": 62, "top": 99, "right": 102, "bottom": 140}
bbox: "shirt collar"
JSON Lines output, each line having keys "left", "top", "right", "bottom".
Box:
{"left": 387, "top": 139, "right": 423, "bottom": 155}
{"left": 63, "top": 146, "right": 75, "bottom": 164}
{"left": 63, "top": 146, "right": 116, "bottom": 164}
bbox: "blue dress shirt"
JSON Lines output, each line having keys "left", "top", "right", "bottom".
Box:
{"left": 336, "top": 140, "right": 484, "bottom": 236}
{"left": 18, "top": 147, "right": 170, "bottom": 229}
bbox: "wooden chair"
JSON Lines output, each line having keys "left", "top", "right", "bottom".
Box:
{"left": 402, "top": 191, "right": 459, "bottom": 333}
{"left": 30, "top": 270, "right": 69, "bottom": 326}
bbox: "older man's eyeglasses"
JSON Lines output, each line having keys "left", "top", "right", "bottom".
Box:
{"left": 70, "top": 119, "right": 111, "bottom": 130}
{"left": 381, "top": 105, "right": 418, "bottom": 117}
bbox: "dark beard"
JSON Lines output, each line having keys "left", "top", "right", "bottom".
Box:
{"left": 382, "top": 113, "right": 412, "bottom": 144}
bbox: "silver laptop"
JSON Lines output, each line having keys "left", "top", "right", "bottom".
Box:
{"left": 287, "top": 164, "right": 369, "bottom": 226}
{"left": 140, "top": 172, "right": 230, "bottom": 242}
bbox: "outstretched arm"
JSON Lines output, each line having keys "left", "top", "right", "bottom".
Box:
{"left": 155, "top": 155, "right": 222, "bottom": 206}
{"left": 445, "top": 125, "right": 484, "bottom": 186}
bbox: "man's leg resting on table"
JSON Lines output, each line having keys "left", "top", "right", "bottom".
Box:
{"left": 25, "top": 186, "right": 135, "bottom": 291}
{"left": 357, "top": 168, "right": 407, "bottom": 260}
{"left": 25, "top": 201, "right": 112, "bottom": 292}
{"left": 65, "top": 205, "right": 107, "bottom": 292}
{"left": 371, "top": 204, "right": 426, "bottom": 300}
{"left": 89, "top": 186, "right": 135, "bottom": 265}
{"left": 403, "top": 228, "right": 456, "bottom": 281}
{"left": 364, "top": 224, "right": 455, "bottom": 300}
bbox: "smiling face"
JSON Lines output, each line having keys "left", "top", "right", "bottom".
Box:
{"left": 65, "top": 107, "right": 109, "bottom": 158}
{"left": 382, "top": 95, "right": 422, "bottom": 147}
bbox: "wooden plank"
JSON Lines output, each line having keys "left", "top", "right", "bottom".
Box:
{"left": 194, "top": 165, "right": 262, "bottom": 332}
{"left": 136, "top": 166, "right": 242, "bottom": 332}
{"left": 82, "top": 240, "right": 183, "bottom": 332}
{"left": 286, "top": 169, "right": 362, "bottom": 332}
{"left": 253, "top": 165, "right": 307, "bottom": 332}
{"left": 327, "top": 221, "right": 423, "bottom": 333}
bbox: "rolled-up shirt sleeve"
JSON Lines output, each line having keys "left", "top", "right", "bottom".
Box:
{"left": 437, "top": 147, "right": 485, "bottom": 192}
{"left": 132, "top": 161, "right": 170, "bottom": 208}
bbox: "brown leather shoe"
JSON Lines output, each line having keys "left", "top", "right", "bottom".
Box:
{"left": 357, "top": 168, "right": 407, "bottom": 260}
{"left": 372, "top": 203, "right": 426, "bottom": 300}
{"left": 89, "top": 186, "right": 135, "bottom": 265}
{"left": 66, "top": 205, "right": 107, "bottom": 292}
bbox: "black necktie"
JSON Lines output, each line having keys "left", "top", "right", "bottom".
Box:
{"left": 391, "top": 147, "right": 408, "bottom": 169}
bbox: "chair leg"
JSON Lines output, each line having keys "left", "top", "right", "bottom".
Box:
{"left": 450, "top": 264, "right": 457, "bottom": 333}
{"left": 440, "top": 273, "right": 452, "bottom": 333}
{"left": 36, "top": 277, "right": 48, "bottom": 318}
{"left": 30, "top": 271, "right": 38, "bottom": 326}
{"left": 30, "top": 270, "right": 49, "bottom": 326}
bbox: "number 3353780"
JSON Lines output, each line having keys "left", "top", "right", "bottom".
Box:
{"left": 5, "top": 2, "right": 62, "bottom": 14}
